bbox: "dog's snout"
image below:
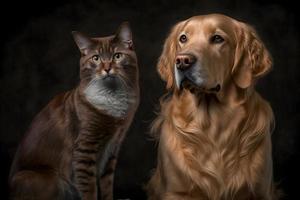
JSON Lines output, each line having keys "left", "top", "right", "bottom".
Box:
{"left": 175, "top": 54, "right": 196, "bottom": 70}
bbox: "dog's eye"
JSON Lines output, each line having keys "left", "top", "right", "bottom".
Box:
{"left": 179, "top": 34, "right": 188, "bottom": 43}
{"left": 92, "top": 55, "right": 100, "bottom": 62}
{"left": 113, "top": 52, "right": 123, "bottom": 61}
{"left": 210, "top": 35, "right": 224, "bottom": 44}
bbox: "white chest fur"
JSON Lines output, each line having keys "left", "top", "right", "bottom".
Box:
{"left": 83, "top": 81, "right": 135, "bottom": 118}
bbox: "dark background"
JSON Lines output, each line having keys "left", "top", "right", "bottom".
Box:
{"left": 0, "top": 0, "right": 299, "bottom": 199}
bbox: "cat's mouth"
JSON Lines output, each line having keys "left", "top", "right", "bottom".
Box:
{"left": 103, "top": 74, "right": 116, "bottom": 80}
{"left": 101, "top": 74, "right": 121, "bottom": 91}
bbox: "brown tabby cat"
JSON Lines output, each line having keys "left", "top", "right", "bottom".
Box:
{"left": 9, "top": 22, "right": 139, "bottom": 200}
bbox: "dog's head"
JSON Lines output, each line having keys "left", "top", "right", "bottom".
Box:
{"left": 158, "top": 14, "right": 272, "bottom": 93}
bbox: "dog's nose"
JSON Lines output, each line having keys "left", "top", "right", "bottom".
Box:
{"left": 175, "top": 54, "right": 196, "bottom": 70}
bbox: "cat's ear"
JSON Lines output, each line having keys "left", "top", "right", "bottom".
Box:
{"left": 115, "top": 22, "right": 133, "bottom": 49}
{"left": 72, "top": 31, "right": 93, "bottom": 54}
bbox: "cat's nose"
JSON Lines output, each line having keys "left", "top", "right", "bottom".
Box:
{"left": 103, "top": 63, "right": 112, "bottom": 74}
{"left": 104, "top": 68, "right": 111, "bottom": 73}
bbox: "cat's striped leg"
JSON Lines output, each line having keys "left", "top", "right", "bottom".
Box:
{"left": 73, "top": 133, "right": 112, "bottom": 200}
{"left": 99, "top": 128, "right": 127, "bottom": 200}
{"left": 99, "top": 155, "right": 117, "bottom": 200}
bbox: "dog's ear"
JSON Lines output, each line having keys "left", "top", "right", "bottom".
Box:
{"left": 232, "top": 22, "right": 272, "bottom": 89}
{"left": 157, "top": 22, "right": 184, "bottom": 89}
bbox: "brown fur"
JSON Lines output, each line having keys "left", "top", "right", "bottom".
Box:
{"left": 147, "top": 14, "right": 277, "bottom": 200}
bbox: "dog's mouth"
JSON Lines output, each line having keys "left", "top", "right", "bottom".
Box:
{"left": 181, "top": 79, "right": 221, "bottom": 93}
{"left": 175, "top": 66, "right": 221, "bottom": 93}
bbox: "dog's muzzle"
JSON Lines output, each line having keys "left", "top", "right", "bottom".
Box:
{"left": 174, "top": 54, "right": 220, "bottom": 92}
{"left": 175, "top": 53, "right": 197, "bottom": 89}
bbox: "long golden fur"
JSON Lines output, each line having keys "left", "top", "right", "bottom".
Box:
{"left": 147, "top": 14, "right": 277, "bottom": 200}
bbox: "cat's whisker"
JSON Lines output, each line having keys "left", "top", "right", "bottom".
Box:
{"left": 118, "top": 74, "right": 131, "bottom": 90}
{"left": 85, "top": 77, "right": 100, "bottom": 89}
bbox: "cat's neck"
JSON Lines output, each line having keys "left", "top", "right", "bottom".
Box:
{"left": 65, "top": 88, "right": 126, "bottom": 133}
{"left": 80, "top": 83, "right": 137, "bottom": 118}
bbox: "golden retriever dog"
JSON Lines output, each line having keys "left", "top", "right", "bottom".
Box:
{"left": 147, "top": 14, "right": 277, "bottom": 200}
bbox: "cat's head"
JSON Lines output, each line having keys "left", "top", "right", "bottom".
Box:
{"left": 72, "top": 22, "right": 138, "bottom": 97}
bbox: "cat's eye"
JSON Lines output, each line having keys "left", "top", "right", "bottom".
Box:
{"left": 210, "top": 34, "right": 224, "bottom": 44}
{"left": 92, "top": 55, "right": 100, "bottom": 62}
{"left": 113, "top": 53, "right": 123, "bottom": 61}
{"left": 179, "top": 34, "right": 187, "bottom": 43}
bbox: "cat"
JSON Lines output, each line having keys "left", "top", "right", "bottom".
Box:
{"left": 9, "top": 22, "right": 139, "bottom": 200}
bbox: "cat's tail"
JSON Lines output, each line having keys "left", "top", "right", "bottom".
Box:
{"left": 271, "top": 182, "right": 284, "bottom": 200}
{"left": 9, "top": 169, "right": 80, "bottom": 200}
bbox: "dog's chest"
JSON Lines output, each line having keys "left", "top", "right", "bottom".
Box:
{"left": 161, "top": 123, "right": 258, "bottom": 196}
